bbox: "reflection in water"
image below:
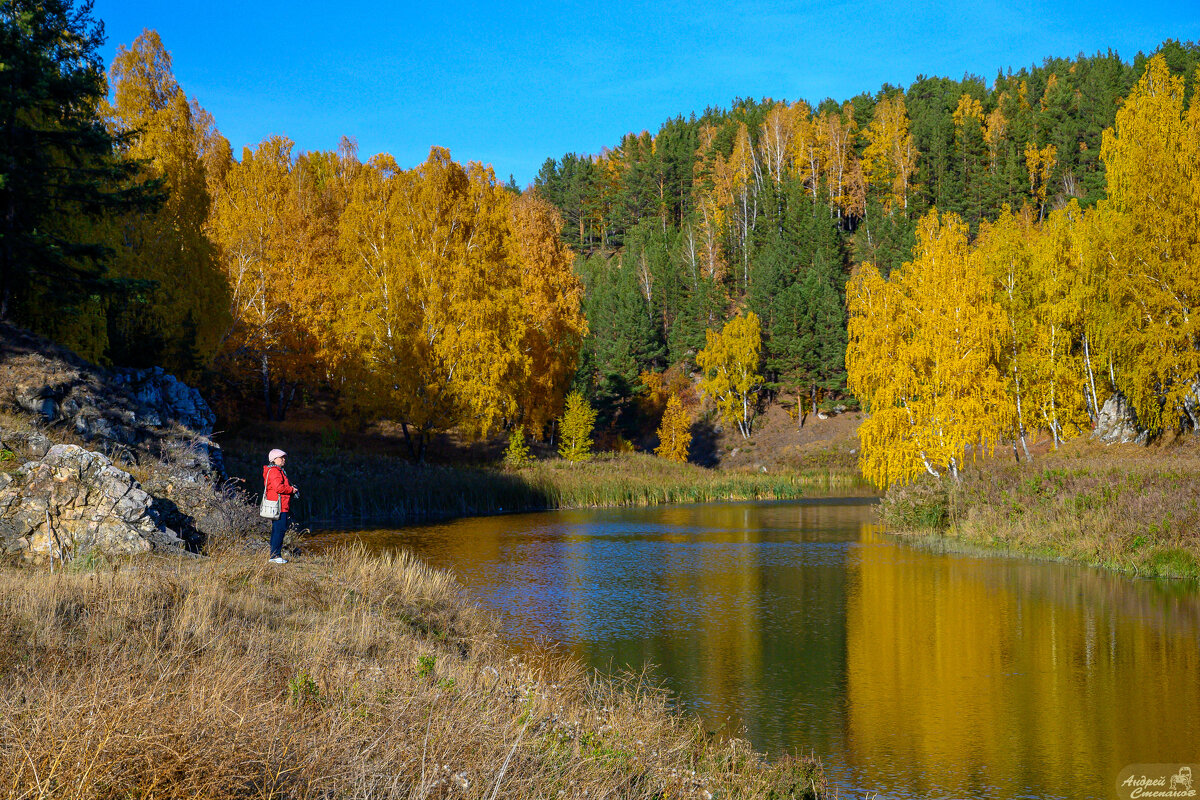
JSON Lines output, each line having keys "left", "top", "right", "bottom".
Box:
{"left": 307, "top": 500, "right": 1200, "bottom": 800}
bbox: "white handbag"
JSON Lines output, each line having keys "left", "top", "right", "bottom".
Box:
{"left": 260, "top": 466, "right": 282, "bottom": 519}
{"left": 259, "top": 494, "right": 280, "bottom": 519}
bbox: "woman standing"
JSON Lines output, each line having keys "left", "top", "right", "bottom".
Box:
{"left": 263, "top": 448, "right": 298, "bottom": 564}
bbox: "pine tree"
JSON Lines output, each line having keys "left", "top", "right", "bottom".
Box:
{"left": 0, "top": 0, "right": 159, "bottom": 329}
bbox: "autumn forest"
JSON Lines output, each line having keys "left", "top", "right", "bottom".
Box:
{"left": 5, "top": 0, "right": 1200, "bottom": 484}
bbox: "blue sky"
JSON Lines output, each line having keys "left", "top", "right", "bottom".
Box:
{"left": 92, "top": 0, "right": 1196, "bottom": 186}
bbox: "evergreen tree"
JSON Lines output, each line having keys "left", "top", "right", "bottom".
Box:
{"left": 0, "top": 0, "right": 159, "bottom": 331}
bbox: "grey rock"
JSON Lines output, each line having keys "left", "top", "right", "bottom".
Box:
{"left": 27, "top": 433, "right": 50, "bottom": 458}
{"left": 1093, "top": 393, "right": 1148, "bottom": 445}
{"left": 111, "top": 367, "right": 215, "bottom": 435}
{"left": 0, "top": 444, "right": 179, "bottom": 559}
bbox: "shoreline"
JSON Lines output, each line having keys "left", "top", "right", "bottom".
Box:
{"left": 880, "top": 448, "right": 1200, "bottom": 582}
{"left": 222, "top": 445, "right": 871, "bottom": 528}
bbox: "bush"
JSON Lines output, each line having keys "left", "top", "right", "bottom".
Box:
{"left": 503, "top": 426, "right": 533, "bottom": 468}
{"left": 880, "top": 478, "right": 951, "bottom": 531}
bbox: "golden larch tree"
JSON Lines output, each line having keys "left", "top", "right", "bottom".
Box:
{"left": 655, "top": 393, "right": 692, "bottom": 462}
{"left": 558, "top": 391, "right": 597, "bottom": 462}
{"left": 105, "top": 30, "right": 230, "bottom": 376}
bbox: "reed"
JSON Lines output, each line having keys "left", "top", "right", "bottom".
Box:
{"left": 224, "top": 446, "right": 869, "bottom": 525}
{"left": 0, "top": 547, "right": 825, "bottom": 798}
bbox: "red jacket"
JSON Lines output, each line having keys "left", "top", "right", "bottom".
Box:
{"left": 264, "top": 465, "right": 296, "bottom": 513}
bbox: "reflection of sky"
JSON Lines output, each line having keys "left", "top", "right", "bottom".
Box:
{"left": 307, "top": 500, "right": 1200, "bottom": 800}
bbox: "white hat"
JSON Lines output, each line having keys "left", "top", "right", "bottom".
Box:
{"left": 268, "top": 448, "right": 287, "bottom": 461}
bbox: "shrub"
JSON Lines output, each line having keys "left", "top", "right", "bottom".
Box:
{"left": 880, "top": 478, "right": 951, "bottom": 531}
{"left": 503, "top": 425, "right": 533, "bottom": 468}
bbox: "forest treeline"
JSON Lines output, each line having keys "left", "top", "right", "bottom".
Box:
{"left": 849, "top": 56, "right": 1200, "bottom": 488}
{"left": 3, "top": 0, "right": 1198, "bottom": 464}
{"left": 534, "top": 40, "right": 1199, "bottom": 437}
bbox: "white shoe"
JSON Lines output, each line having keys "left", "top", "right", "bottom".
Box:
{"left": 270, "top": 557, "right": 288, "bottom": 564}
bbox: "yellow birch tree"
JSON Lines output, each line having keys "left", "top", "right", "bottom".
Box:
{"left": 334, "top": 148, "right": 527, "bottom": 459}
{"left": 697, "top": 312, "right": 763, "bottom": 439}
{"left": 847, "top": 211, "right": 1010, "bottom": 488}
{"left": 1092, "top": 56, "right": 1200, "bottom": 433}
{"left": 508, "top": 192, "right": 588, "bottom": 438}
{"left": 862, "top": 96, "right": 918, "bottom": 214}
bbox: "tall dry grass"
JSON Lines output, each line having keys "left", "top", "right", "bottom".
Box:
{"left": 0, "top": 548, "right": 824, "bottom": 799}
{"left": 882, "top": 440, "right": 1200, "bottom": 580}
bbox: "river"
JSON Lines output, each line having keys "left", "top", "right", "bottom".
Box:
{"left": 306, "top": 499, "right": 1200, "bottom": 799}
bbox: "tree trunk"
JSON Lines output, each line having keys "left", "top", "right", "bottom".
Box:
{"left": 1083, "top": 333, "right": 1100, "bottom": 422}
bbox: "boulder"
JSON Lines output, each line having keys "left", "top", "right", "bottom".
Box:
{"left": 0, "top": 444, "right": 184, "bottom": 560}
{"left": 1093, "top": 393, "right": 1148, "bottom": 445}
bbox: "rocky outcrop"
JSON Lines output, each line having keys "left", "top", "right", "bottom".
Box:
{"left": 0, "top": 323, "right": 255, "bottom": 561}
{"left": 1, "top": 323, "right": 223, "bottom": 478}
{"left": 0, "top": 445, "right": 185, "bottom": 560}
{"left": 1092, "top": 393, "right": 1148, "bottom": 445}
{"left": 110, "top": 367, "right": 216, "bottom": 435}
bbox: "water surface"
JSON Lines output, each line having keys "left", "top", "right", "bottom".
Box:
{"left": 307, "top": 500, "right": 1200, "bottom": 799}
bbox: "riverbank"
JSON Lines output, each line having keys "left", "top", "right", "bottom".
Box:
{"left": 0, "top": 547, "right": 825, "bottom": 798}
{"left": 224, "top": 439, "right": 870, "bottom": 526}
{"left": 881, "top": 439, "right": 1200, "bottom": 580}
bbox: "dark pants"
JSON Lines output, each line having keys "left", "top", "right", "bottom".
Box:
{"left": 270, "top": 512, "right": 289, "bottom": 558}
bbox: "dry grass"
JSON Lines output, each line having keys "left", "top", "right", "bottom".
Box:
{"left": 0, "top": 548, "right": 824, "bottom": 799}
{"left": 882, "top": 438, "right": 1200, "bottom": 580}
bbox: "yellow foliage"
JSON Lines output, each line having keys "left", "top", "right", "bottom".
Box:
{"left": 1024, "top": 142, "right": 1057, "bottom": 219}
{"left": 1093, "top": 56, "right": 1200, "bottom": 432}
{"left": 508, "top": 192, "right": 588, "bottom": 438}
{"left": 788, "top": 100, "right": 825, "bottom": 203}
{"left": 697, "top": 312, "right": 763, "bottom": 439}
{"left": 208, "top": 136, "right": 320, "bottom": 418}
{"left": 558, "top": 391, "right": 596, "bottom": 462}
{"left": 862, "top": 96, "right": 918, "bottom": 213}
{"left": 847, "top": 211, "right": 1011, "bottom": 488}
{"left": 655, "top": 394, "right": 692, "bottom": 463}
{"left": 333, "top": 148, "right": 526, "bottom": 457}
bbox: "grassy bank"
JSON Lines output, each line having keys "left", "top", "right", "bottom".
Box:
{"left": 881, "top": 441, "right": 1200, "bottom": 580}
{"left": 225, "top": 440, "right": 870, "bottom": 525}
{"left": 0, "top": 548, "right": 824, "bottom": 798}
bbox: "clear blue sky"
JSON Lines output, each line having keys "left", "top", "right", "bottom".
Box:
{"left": 92, "top": 0, "right": 1195, "bottom": 186}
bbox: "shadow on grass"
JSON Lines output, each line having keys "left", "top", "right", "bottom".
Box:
{"left": 223, "top": 440, "right": 870, "bottom": 529}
